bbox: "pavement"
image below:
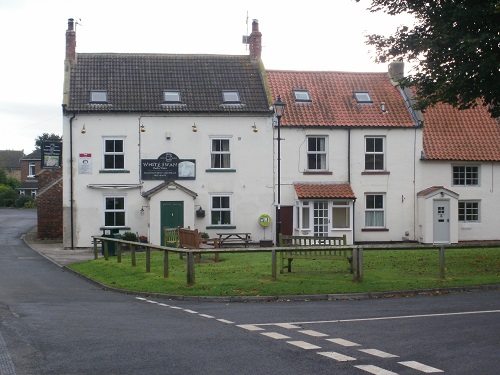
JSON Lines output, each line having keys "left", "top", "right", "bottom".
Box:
{"left": 22, "top": 226, "right": 95, "bottom": 267}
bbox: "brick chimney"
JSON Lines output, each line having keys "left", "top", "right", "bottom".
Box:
{"left": 248, "top": 19, "right": 262, "bottom": 59}
{"left": 63, "top": 18, "right": 76, "bottom": 107}
{"left": 65, "top": 18, "right": 76, "bottom": 62}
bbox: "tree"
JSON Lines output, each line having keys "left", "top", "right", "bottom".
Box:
{"left": 358, "top": 0, "right": 500, "bottom": 117}
{"left": 35, "top": 133, "right": 62, "bottom": 150}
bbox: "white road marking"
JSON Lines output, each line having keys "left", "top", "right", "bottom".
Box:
{"left": 275, "top": 323, "right": 301, "bottom": 329}
{"left": 157, "top": 303, "right": 169, "bottom": 307}
{"left": 261, "top": 332, "right": 291, "bottom": 339}
{"left": 399, "top": 361, "right": 443, "bottom": 373}
{"left": 286, "top": 341, "right": 321, "bottom": 350}
{"left": 146, "top": 300, "right": 158, "bottom": 304}
{"left": 198, "top": 314, "right": 215, "bottom": 319}
{"left": 318, "top": 351, "right": 356, "bottom": 362}
{"left": 359, "top": 349, "right": 398, "bottom": 358}
{"left": 135, "top": 297, "right": 147, "bottom": 301}
{"left": 183, "top": 309, "right": 198, "bottom": 314}
{"left": 217, "top": 319, "right": 235, "bottom": 324}
{"left": 299, "top": 329, "right": 329, "bottom": 337}
{"left": 237, "top": 324, "right": 265, "bottom": 331}
{"left": 255, "top": 309, "right": 500, "bottom": 327}
{"left": 169, "top": 306, "right": 183, "bottom": 309}
{"left": 355, "top": 365, "right": 399, "bottom": 374}
{"left": 326, "top": 338, "right": 361, "bottom": 347}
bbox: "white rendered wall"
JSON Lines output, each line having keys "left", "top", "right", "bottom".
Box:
{"left": 420, "top": 160, "right": 500, "bottom": 241}
{"left": 63, "top": 113, "right": 274, "bottom": 248}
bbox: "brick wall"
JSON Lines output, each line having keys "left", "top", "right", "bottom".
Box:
{"left": 37, "top": 169, "right": 63, "bottom": 240}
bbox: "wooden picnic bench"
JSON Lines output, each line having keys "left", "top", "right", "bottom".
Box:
{"left": 217, "top": 232, "right": 252, "bottom": 247}
{"left": 278, "top": 234, "right": 352, "bottom": 274}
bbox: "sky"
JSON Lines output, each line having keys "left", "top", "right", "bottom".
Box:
{"left": 0, "top": 0, "right": 414, "bottom": 154}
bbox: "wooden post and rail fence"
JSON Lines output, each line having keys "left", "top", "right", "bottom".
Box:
{"left": 92, "top": 235, "right": 363, "bottom": 286}
{"left": 92, "top": 233, "right": 472, "bottom": 287}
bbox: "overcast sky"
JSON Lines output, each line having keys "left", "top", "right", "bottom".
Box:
{"left": 0, "top": 0, "right": 413, "bottom": 154}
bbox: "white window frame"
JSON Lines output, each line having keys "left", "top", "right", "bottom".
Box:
{"left": 306, "top": 136, "right": 328, "bottom": 171}
{"left": 354, "top": 91, "right": 373, "bottom": 103}
{"left": 210, "top": 194, "right": 232, "bottom": 226}
{"left": 103, "top": 138, "right": 125, "bottom": 170}
{"left": 365, "top": 136, "right": 385, "bottom": 171}
{"left": 163, "top": 90, "right": 181, "bottom": 103}
{"left": 453, "top": 165, "right": 479, "bottom": 186}
{"left": 90, "top": 90, "right": 108, "bottom": 103}
{"left": 458, "top": 200, "right": 480, "bottom": 223}
{"left": 104, "top": 196, "right": 126, "bottom": 228}
{"left": 28, "top": 162, "right": 36, "bottom": 177}
{"left": 294, "top": 89, "right": 311, "bottom": 102}
{"left": 295, "top": 200, "right": 352, "bottom": 232}
{"left": 222, "top": 91, "right": 240, "bottom": 103}
{"left": 210, "top": 137, "right": 231, "bottom": 169}
{"left": 331, "top": 201, "right": 351, "bottom": 230}
{"left": 365, "top": 193, "right": 385, "bottom": 228}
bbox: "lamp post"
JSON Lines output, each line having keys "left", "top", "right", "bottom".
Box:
{"left": 273, "top": 96, "right": 286, "bottom": 246}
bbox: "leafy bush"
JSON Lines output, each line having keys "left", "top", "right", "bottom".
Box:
{"left": 15, "top": 195, "right": 35, "bottom": 208}
{"left": 0, "top": 185, "right": 18, "bottom": 207}
{"left": 122, "top": 232, "right": 138, "bottom": 241}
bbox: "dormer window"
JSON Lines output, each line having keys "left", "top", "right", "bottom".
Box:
{"left": 222, "top": 90, "right": 240, "bottom": 104}
{"left": 354, "top": 91, "right": 373, "bottom": 104}
{"left": 90, "top": 90, "right": 108, "bottom": 103}
{"left": 294, "top": 89, "right": 311, "bottom": 102}
{"left": 163, "top": 90, "right": 181, "bottom": 103}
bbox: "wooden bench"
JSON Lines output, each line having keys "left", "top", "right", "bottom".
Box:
{"left": 178, "top": 227, "right": 220, "bottom": 262}
{"left": 164, "top": 227, "right": 179, "bottom": 248}
{"left": 278, "top": 234, "right": 352, "bottom": 274}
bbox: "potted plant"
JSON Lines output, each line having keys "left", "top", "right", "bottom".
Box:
{"left": 122, "top": 232, "right": 138, "bottom": 251}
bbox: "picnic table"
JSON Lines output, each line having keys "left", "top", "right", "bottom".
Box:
{"left": 217, "top": 232, "right": 252, "bottom": 247}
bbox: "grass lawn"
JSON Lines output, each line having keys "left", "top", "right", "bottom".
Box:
{"left": 68, "top": 248, "right": 500, "bottom": 297}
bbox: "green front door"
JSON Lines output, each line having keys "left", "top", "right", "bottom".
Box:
{"left": 160, "top": 201, "right": 184, "bottom": 246}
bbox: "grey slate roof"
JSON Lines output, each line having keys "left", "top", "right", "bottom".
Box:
{"left": 66, "top": 53, "right": 270, "bottom": 114}
{"left": 21, "top": 149, "right": 41, "bottom": 161}
{"left": 0, "top": 150, "right": 24, "bottom": 170}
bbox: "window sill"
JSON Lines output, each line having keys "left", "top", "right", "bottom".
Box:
{"left": 361, "top": 228, "right": 389, "bottom": 232}
{"left": 205, "top": 169, "right": 236, "bottom": 173}
{"left": 361, "top": 171, "right": 390, "bottom": 175}
{"left": 99, "top": 170, "right": 130, "bottom": 173}
{"left": 303, "top": 171, "right": 333, "bottom": 175}
{"left": 206, "top": 225, "right": 236, "bottom": 230}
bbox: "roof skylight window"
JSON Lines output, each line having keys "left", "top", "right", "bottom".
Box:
{"left": 222, "top": 90, "right": 241, "bottom": 103}
{"left": 354, "top": 91, "right": 373, "bottom": 103}
{"left": 90, "top": 90, "right": 108, "bottom": 103}
{"left": 163, "top": 90, "right": 181, "bottom": 103}
{"left": 294, "top": 90, "right": 311, "bottom": 102}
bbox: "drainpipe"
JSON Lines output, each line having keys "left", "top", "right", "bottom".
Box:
{"left": 69, "top": 112, "right": 76, "bottom": 249}
{"left": 348, "top": 128, "right": 356, "bottom": 244}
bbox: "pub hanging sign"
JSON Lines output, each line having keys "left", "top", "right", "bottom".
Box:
{"left": 141, "top": 152, "right": 195, "bottom": 181}
{"left": 41, "top": 141, "right": 62, "bottom": 169}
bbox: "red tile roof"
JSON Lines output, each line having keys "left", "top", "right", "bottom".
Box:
{"left": 266, "top": 70, "right": 416, "bottom": 127}
{"left": 417, "top": 186, "right": 458, "bottom": 197}
{"left": 294, "top": 183, "right": 355, "bottom": 199}
{"left": 423, "top": 102, "right": 500, "bottom": 161}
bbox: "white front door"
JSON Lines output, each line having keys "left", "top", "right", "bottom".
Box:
{"left": 433, "top": 200, "right": 450, "bottom": 243}
{"left": 313, "top": 201, "right": 329, "bottom": 237}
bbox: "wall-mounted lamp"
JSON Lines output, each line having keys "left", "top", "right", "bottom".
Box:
{"left": 140, "top": 206, "right": 150, "bottom": 216}
{"left": 81, "top": 124, "right": 86, "bottom": 134}
{"left": 192, "top": 123, "right": 198, "bottom": 132}
{"left": 140, "top": 124, "right": 146, "bottom": 133}
{"left": 252, "top": 123, "right": 258, "bottom": 133}
{"left": 440, "top": 192, "right": 445, "bottom": 197}
{"left": 196, "top": 207, "right": 205, "bottom": 218}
